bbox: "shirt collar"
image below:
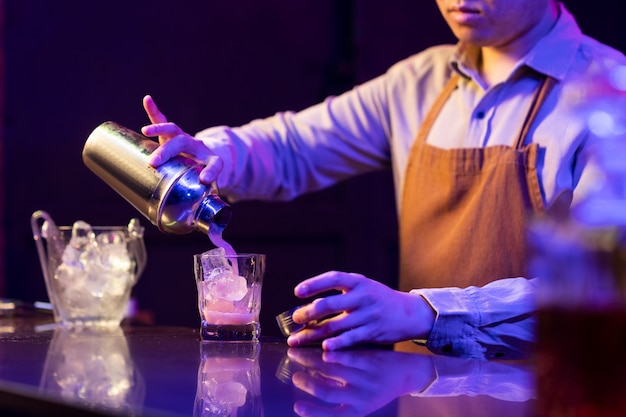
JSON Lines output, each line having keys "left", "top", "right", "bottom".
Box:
{"left": 449, "top": 2, "right": 582, "bottom": 82}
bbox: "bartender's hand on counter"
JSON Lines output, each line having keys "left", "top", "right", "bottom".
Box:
{"left": 141, "top": 95, "right": 223, "bottom": 184}
{"left": 288, "top": 272, "right": 436, "bottom": 350}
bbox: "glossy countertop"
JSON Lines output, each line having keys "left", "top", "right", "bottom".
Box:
{"left": 0, "top": 312, "right": 536, "bottom": 417}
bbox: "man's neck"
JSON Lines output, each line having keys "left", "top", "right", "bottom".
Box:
{"left": 479, "top": 4, "right": 560, "bottom": 88}
{"left": 478, "top": 49, "right": 524, "bottom": 88}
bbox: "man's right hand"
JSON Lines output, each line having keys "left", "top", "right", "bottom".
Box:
{"left": 141, "top": 95, "right": 223, "bottom": 185}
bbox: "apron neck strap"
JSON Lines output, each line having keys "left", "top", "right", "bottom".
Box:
{"left": 514, "top": 75, "right": 557, "bottom": 149}
{"left": 415, "top": 73, "right": 461, "bottom": 145}
{"left": 415, "top": 73, "right": 558, "bottom": 149}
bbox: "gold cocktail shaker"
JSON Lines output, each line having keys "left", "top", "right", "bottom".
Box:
{"left": 82, "top": 121, "right": 231, "bottom": 235}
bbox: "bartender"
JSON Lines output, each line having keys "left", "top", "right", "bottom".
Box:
{"left": 141, "top": 0, "right": 626, "bottom": 358}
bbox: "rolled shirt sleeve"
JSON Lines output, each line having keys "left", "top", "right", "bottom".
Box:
{"left": 412, "top": 278, "right": 538, "bottom": 359}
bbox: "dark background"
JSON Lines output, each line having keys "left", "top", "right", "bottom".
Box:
{"left": 3, "top": 0, "right": 625, "bottom": 337}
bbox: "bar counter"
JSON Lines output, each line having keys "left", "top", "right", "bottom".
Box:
{"left": 0, "top": 312, "right": 536, "bottom": 417}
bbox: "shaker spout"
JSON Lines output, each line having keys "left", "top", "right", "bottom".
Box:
{"left": 194, "top": 195, "right": 232, "bottom": 235}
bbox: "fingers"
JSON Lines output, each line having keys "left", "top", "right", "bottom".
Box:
{"left": 320, "top": 327, "right": 372, "bottom": 351}
{"left": 141, "top": 121, "right": 185, "bottom": 148}
{"left": 143, "top": 95, "right": 168, "bottom": 124}
{"left": 146, "top": 137, "right": 223, "bottom": 185}
{"left": 288, "top": 310, "right": 367, "bottom": 350}
{"left": 144, "top": 129, "right": 215, "bottom": 162}
{"left": 140, "top": 95, "right": 224, "bottom": 185}
{"left": 146, "top": 133, "right": 190, "bottom": 166}
{"left": 141, "top": 122, "right": 183, "bottom": 139}
{"left": 288, "top": 324, "right": 369, "bottom": 351}
{"left": 291, "top": 293, "right": 352, "bottom": 325}
{"left": 295, "top": 271, "right": 364, "bottom": 298}
{"left": 292, "top": 272, "right": 380, "bottom": 325}
{"left": 288, "top": 272, "right": 380, "bottom": 349}
{"left": 200, "top": 155, "right": 224, "bottom": 184}
{"left": 287, "top": 275, "right": 416, "bottom": 350}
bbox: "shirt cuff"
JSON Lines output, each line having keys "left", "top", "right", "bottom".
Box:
{"left": 410, "top": 287, "right": 486, "bottom": 358}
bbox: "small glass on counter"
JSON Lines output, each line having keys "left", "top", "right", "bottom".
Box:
{"left": 194, "top": 250, "right": 265, "bottom": 341}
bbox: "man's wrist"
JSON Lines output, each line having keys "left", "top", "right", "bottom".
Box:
{"left": 408, "top": 291, "right": 437, "bottom": 341}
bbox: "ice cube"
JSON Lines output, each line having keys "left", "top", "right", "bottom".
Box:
{"left": 55, "top": 263, "right": 88, "bottom": 288}
{"left": 61, "top": 244, "right": 85, "bottom": 269}
{"left": 59, "top": 221, "right": 99, "bottom": 271}
{"left": 203, "top": 298, "right": 236, "bottom": 314}
{"left": 210, "top": 273, "right": 248, "bottom": 301}
{"left": 96, "top": 230, "right": 125, "bottom": 246}
{"left": 96, "top": 236, "right": 132, "bottom": 272}
{"left": 84, "top": 266, "right": 118, "bottom": 298}
{"left": 54, "top": 263, "right": 93, "bottom": 311}
{"left": 70, "top": 221, "right": 97, "bottom": 251}
{"left": 102, "top": 270, "right": 133, "bottom": 297}
{"left": 200, "top": 247, "right": 233, "bottom": 276}
{"left": 79, "top": 245, "right": 100, "bottom": 270}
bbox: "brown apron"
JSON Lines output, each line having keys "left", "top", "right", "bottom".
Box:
{"left": 399, "top": 73, "right": 555, "bottom": 292}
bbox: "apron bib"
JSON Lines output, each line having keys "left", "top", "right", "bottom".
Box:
{"left": 399, "top": 73, "right": 555, "bottom": 291}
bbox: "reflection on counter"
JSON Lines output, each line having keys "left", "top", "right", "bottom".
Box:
{"left": 38, "top": 326, "right": 145, "bottom": 413}
{"left": 278, "top": 348, "right": 535, "bottom": 417}
{"left": 194, "top": 341, "right": 264, "bottom": 417}
{"left": 1, "top": 318, "right": 542, "bottom": 417}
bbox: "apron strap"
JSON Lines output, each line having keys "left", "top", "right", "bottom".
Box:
{"left": 514, "top": 75, "right": 558, "bottom": 149}
{"left": 415, "top": 73, "right": 557, "bottom": 149}
{"left": 415, "top": 74, "right": 461, "bottom": 145}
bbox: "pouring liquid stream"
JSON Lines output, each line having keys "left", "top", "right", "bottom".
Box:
{"left": 201, "top": 222, "right": 263, "bottom": 340}
{"left": 207, "top": 224, "right": 239, "bottom": 276}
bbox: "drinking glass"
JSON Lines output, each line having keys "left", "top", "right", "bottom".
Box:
{"left": 194, "top": 252, "right": 265, "bottom": 341}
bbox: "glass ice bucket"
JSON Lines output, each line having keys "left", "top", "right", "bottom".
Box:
{"left": 31, "top": 210, "right": 147, "bottom": 327}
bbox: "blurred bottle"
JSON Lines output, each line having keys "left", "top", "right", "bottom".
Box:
{"left": 529, "top": 60, "right": 626, "bottom": 417}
